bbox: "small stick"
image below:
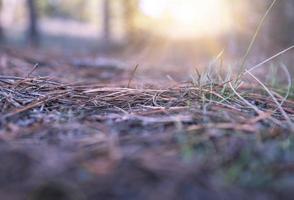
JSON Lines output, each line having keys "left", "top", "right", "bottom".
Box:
{"left": 127, "top": 64, "right": 139, "bottom": 88}
{"left": 26, "top": 63, "right": 39, "bottom": 78}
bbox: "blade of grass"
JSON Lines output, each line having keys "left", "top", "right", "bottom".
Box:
{"left": 229, "top": 82, "right": 264, "bottom": 115}
{"left": 238, "top": 0, "right": 278, "bottom": 79}
{"left": 245, "top": 45, "right": 294, "bottom": 74}
{"left": 276, "top": 63, "right": 292, "bottom": 110}
{"left": 245, "top": 70, "right": 293, "bottom": 130}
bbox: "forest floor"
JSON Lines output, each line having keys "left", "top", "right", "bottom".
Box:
{"left": 0, "top": 47, "right": 293, "bottom": 200}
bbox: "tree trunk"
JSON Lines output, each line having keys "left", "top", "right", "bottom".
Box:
{"left": 123, "top": 0, "right": 139, "bottom": 43}
{"left": 102, "top": 0, "right": 111, "bottom": 45}
{"left": 26, "top": 0, "right": 39, "bottom": 46}
{"left": 0, "top": 0, "right": 4, "bottom": 42}
{"left": 270, "top": 0, "right": 294, "bottom": 48}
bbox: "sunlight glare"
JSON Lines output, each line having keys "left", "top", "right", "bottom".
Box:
{"left": 140, "top": 0, "right": 232, "bottom": 38}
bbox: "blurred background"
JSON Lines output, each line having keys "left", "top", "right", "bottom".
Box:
{"left": 0, "top": 0, "right": 293, "bottom": 76}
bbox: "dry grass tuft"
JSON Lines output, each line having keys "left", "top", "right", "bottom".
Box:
{"left": 1, "top": 74, "right": 293, "bottom": 133}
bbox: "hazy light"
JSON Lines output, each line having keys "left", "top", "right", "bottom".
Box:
{"left": 140, "top": 0, "right": 232, "bottom": 38}
{"left": 140, "top": 0, "right": 167, "bottom": 18}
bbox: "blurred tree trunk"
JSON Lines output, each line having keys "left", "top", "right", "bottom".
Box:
{"left": 102, "top": 0, "right": 111, "bottom": 45}
{"left": 123, "top": 0, "right": 139, "bottom": 43}
{"left": 0, "top": 0, "right": 4, "bottom": 42}
{"left": 26, "top": 0, "right": 39, "bottom": 46}
{"left": 270, "top": 0, "right": 294, "bottom": 49}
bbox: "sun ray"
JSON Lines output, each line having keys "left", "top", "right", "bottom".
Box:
{"left": 140, "top": 0, "right": 232, "bottom": 38}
